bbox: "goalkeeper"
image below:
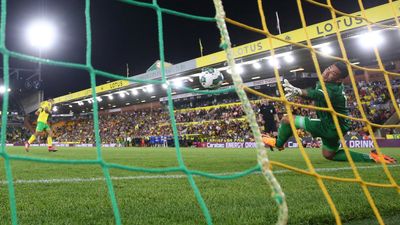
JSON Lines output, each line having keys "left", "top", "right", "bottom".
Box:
{"left": 263, "top": 62, "right": 397, "bottom": 164}
{"left": 25, "top": 99, "right": 57, "bottom": 152}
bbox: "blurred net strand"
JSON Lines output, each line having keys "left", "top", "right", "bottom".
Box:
{"left": 226, "top": 0, "right": 400, "bottom": 223}
{"left": 227, "top": 0, "right": 400, "bottom": 127}
{"left": 357, "top": 0, "right": 400, "bottom": 121}
{"left": 151, "top": 0, "right": 213, "bottom": 224}
{"left": 213, "top": 0, "right": 289, "bottom": 224}
{"left": 0, "top": 0, "right": 268, "bottom": 223}
{"left": 6, "top": 152, "right": 262, "bottom": 179}
{"left": 224, "top": 16, "right": 400, "bottom": 78}
{"left": 4, "top": 151, "right": 400, "bottom": 189}
{"left": 119, "top": 0, "right": 216, "bottom": 22}
{"left": 228, "top": 0, "right": 399, "bottom": 35}
{"left": 0, "top": 0, "right": 19, "bottom": 224}
{"left": 213, "top": 0, "right": 288, "bottom": 225}
{"left": 388, "top": 0, "right": 400, "bottom": 28}
{"left": 304, "top": 0, "right": 399, "bottom": 29}
{"left": 244, "top": 87, "right": 400, "bottom": 129}
{"left": 0, "top": 0, "right": 221, "bottom": 224}
{"left": 222, "top": 20, "right": 400, "bottom": 78}
{"left": 0, "top": 0, "right": 396, "bottom": 92}
{"left": 298, "top": 0, "right": 384, "bottom": 223}
{"left": 257, "top": 0, "right": 342, "bottom": 224}
{"left": 153, "top": 0, "right": 213, "bottom": 224}
{"left": 84, "top": 0, "right": 123, "bottom": 224}
{"left": 0, "top": 0, "right": 397, "bottom": 81}
{"left": 301, "top": 0, "right": 400, "bottom": 223}
{"left": 354, "top": 0, "right": 400, "bottom": 193}
{"left": 270, "top": 0, "right": 400, "bottom": 223}
{"left": 0, "top": 0, "right": 397, "bottom": 224}
{"left": 0, "top": 2, "right": 397, "bottom": 91}
{"left": 269, "top": 161, "right": 398, "bottom": 188}
{"left": 329, "top": 0, "right": 399, "bottom": 193}
{"left": 0, "top": 0, "right": 395, "bottom": 88}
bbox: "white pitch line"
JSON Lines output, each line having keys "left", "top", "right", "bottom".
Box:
{"left": 0, "top": 164, "right": 398, "bottom": 185}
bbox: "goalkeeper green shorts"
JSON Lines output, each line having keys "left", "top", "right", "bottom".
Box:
{"left": 297, "top": 116, "right": 340, "bottom": 152}
{"left": 36, "top": 122, "right": 50, "bottom": 132}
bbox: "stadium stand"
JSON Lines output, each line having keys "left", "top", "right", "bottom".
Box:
{"left": 12, "top": 77, "right": 392, "bottom": 146}
{"left": 4, "top": 76, "right": 399, "bottom": 147}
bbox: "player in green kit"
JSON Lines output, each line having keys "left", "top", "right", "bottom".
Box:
{"left": 263, "top": 62, "right": 397, "bottom": 164}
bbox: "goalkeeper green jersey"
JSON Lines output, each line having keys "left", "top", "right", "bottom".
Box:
{"left": 305, "top": 82, "right": 351, "bottom": 133}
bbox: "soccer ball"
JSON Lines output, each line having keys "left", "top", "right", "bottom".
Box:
{"left": 199, "top": 67, "right": 224, "bottom": 89}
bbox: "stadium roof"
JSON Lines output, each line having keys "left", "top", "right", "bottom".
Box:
{"left": 53, "top": 2, "right": 400, "bottom": 114}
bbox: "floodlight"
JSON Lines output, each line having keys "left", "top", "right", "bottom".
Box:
{"left": 236, "top": 65, "right": 244, "bottom": 74}
{"left": 119, "top": 92, "right": 125, "bottom": 98}
{"left": 173, "top": 79, "right": 184, "bottom": 88}
{"left": 146, "top": 85, "right": 154, "bottom": 93}
{"left": 0, "top": 86, "right": 10, "bottom": 94}
{"left": 320, "top": 45, "right": 333, "bottom": 55}
{"left": 227, "top": 65, "right": 244, "bottom": 74}
{"left": 268, "top": 58, "right": 280, "bottom": 69}
{"left": 96, "top": 97, "right": 102, "bottom": 102}
{"left": 283, "top": 54, "right": 295, "bottom": 63}
{"left": 314, "top": 43, "right": 334, "bottom": 56}
{"left": 358, "top": 31, "right": 384, "bottom": 48}
{"left": 108, "top": 95, "right": 114, "bottom": 100}
{"left": 131, "top": 89, "right": 138, "bottom": 95}
{"left": 253, "top": 62, "right": 261, "bottom": 70}
{"left": 26, "top": 19, "right": 56, "bottom": 49}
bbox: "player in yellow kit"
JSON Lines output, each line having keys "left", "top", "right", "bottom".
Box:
{"left": 25, "top": 99, "right": 57, "bottom": 152}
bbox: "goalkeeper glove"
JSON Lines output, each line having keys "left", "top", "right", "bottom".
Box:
{"left": 282, "top": 79, "right": 302, "bottom": 99}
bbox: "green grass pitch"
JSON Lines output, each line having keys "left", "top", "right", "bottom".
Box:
{"left": 0, "top": 147, "right": 399, "bottom": 225}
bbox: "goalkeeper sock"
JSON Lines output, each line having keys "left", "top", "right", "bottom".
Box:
{"left": 332, "top": 149, "right": 374, "bottom": 162}
{"left": 276, "top": 123, "right": 292, "bottom": 148}
{"left": 47, "top": 136, "right": 53, "bottom": 147}
{"left": 28, "top": 135, "right": 36, "bottom": 144}
{"left": 276, "top": 116, "right": 304, "bottom": 148}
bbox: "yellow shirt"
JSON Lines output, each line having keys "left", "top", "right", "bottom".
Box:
{"left": 37, "top": 101, "right": 52, "bottom": 123}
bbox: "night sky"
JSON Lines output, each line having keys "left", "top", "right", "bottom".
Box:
{"left": 1, "top": 0, "right": 388, "bottom": 98}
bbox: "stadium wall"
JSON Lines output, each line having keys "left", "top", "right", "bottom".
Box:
{"left": 12, "top": 140, "right": 400, "bottom": 148}
{"left": 200, "top": 140, "right": 400, "bottom": 149}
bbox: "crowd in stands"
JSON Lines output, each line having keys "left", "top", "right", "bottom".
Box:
{"left": 346, "top": 80, "right": 399, "bottom": 135}
{"left": 174, "top": 105, "right": 244, "bottom": 123}
{"left": 5, "top": 126, "right": 29, "bottom": 144}
{"left": 6, "top": 78, "right": 400, "bottom": 146}
{"left": 173, "top": 96, "right": 241, "bottom": 110}
{"left": 53, "top": 106, "right": 252, "bottom": 146}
